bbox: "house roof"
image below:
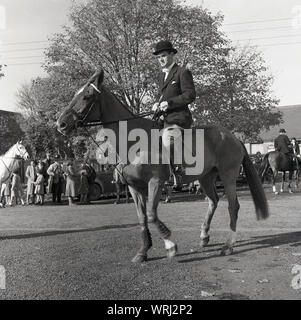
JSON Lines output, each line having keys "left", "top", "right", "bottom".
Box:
{"left": 259, "top": 105, "right": 301, "bottom": 141}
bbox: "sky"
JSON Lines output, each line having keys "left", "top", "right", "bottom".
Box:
{"left": 0, "top": 0, "right": 301, "bottom": 112}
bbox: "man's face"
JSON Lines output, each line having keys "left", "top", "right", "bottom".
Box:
{"left": 156, "top": 51, "right": 174, "bottom": 69}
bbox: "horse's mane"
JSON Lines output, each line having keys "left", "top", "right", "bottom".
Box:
{"left": 103, "top": 86, "right": 135, "bottom": 117}
{"left": 0, "top": 142, "right": 18, "bottom": 158}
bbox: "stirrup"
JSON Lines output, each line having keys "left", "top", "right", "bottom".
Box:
{"left": 171, "top": 166, "right": 184, "bottom": 190}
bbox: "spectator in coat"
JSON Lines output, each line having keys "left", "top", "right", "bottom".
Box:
{"left": 64, "top": 160, "right": 79, "bottom": 205}
{"left": 37, "top": 160, "right": 48, "bottom": 194}
{"left": 10, "top": 170, "right": 25, "bottom": 206}
{"left": 82, "top": 158, "right": 96, "bottom": 203}
{"left": 291, "top": 138, "right": 300, "bottom": 157}
{"left": 34, "top": 169, "right": 45, "bottom": 205}
{"left": 25, "top": 160, "right": 37, "bottom": 205}
{"left": 47, "top": 155, "right": 64, "bottom": 203}
{"left": 291, "top": 137, "right": 300, "bottom": 170}
{"left": 78, "top": 168, "right": 89, "bottom": 204}
{"left": 44, "top": 151, "right": 52, "bottom": 168}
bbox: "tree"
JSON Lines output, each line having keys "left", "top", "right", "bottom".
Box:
{"left": 193, "top": 46, "right": 282, "bottom": 142}
{"left": 0, "top": 110, "right": 24, "bottom": 154}
{"left": 16, "top": 77, "right": 72, "bottom": 158}
{"left": 0, "top": 65, "right": 25, "bottom": 154}
{"left": 16, "top": 75, "right": 97, "bottom": 159}
{"left": 16, "top": 0, "right": 282, "bottom": 154}
{"left": 44, "top": 0, "right": 226, "bottom": 113}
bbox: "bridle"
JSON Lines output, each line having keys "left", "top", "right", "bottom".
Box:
{"left": 70, "top": 84, "right": 103, "bottom": 129}
{"left": 68, "top": 84, "right": 164, "bottom": 185}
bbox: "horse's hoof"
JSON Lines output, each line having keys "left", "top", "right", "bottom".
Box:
{"left": 289, "top": 190, "right": 294, "bottom": 194}
{"left": 280, "top": 189, "right": 284, "bottom": 193}
{"left": 274, "top": 192, "right": 279, "bottom": 195}
{"left": 200, "top": 236, "right": 210, "bottom": 247}
{"left": 131, "top": 253, "right": 147, "bottom": 263}
{"left": 166, "top": 244, "right": 178, "bottom": 259}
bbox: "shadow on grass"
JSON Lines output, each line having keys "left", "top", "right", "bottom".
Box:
{"left": 176, "top": 231, "right": 301, "bottom": 263}
{"left": 0, "top": 223, "right": 139, "bottom": 240}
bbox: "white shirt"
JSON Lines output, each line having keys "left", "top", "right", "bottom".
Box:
{"left": 162, "top": 62, "right": 175, "bottom": 81}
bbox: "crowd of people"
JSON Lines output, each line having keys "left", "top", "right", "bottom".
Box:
{"left": 0, "top": 154, "right": 96, "bottom": 208}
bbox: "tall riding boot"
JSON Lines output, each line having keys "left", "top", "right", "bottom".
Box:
{"left": 169, "top": 161, "right": 183, "bottom": 190}
{"left": 169, "top": 144, "right": 184, "bottom": 190}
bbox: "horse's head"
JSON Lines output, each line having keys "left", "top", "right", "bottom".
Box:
{"left": 13, "top": 141, "right": 30, "bottom": 160}
{"left": 57, "top": 70, "right": 104, "bottom": 136}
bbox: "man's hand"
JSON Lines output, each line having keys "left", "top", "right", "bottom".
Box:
{"left": 159, "top": 101, "right": 168, "bottom": 111}
{"left": 152, "top": 102, "right": 159, "bottom": 112}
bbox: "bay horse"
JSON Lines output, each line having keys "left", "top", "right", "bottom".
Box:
{"left": 259, "top": 151, "right": 300, "bottom": 194}
{"left": 57, "top": 70, "right": 269, "bottom": 262}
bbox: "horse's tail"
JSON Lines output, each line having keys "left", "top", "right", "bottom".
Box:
{"left": 241, "top": 144, "right": 269, "bottom": 220}
{"left": 258, "top": 153, "right": 270, "bottom": 182}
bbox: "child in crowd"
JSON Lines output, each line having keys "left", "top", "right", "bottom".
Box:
{"left": 10, "top": 170, "right": 25, "bottom": 206}
{"left": 34, "top": 169, "right": 45, "bottom": 205}
{"left": 78, "top": 169, "right": 89, "bottom": 204}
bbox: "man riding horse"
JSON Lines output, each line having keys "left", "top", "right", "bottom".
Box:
{"left": 152, "top": 40, "right": 196, "bottom": 187}
{"left": 274, "top": 128, "right": 295, "bottom": 168}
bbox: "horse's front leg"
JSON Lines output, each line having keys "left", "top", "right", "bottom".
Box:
{"left": 114, "top": 183, "right": 120, "bottom": 204}
{"left": 296, "top": 169, "right": 300, "bottom": 190}
{"left": 125, "top": 186, "right": 129, "bottom": 203}
{"left": 128, "top": 186, "right": 151, "bottom": 263}
{"left": 199, "top": 173, "right": 219, "bottom": 247}
{"left": 147, "top": 178, "right": 177, "bottom": 259}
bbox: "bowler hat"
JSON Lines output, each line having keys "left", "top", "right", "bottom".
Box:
{"left": 279, "top": 128, "right": 286, "bottom": 133}
{"left": 153, "top": 40, "right": 177, "bottom": 55}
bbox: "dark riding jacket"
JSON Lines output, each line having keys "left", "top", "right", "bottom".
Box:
{"left": 159, "top": 63, "right": 196, "bottom": 128}
{"left": 274, "top": 134, "right": 292, "bottom": 154}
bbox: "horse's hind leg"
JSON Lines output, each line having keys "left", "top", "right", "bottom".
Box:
{"left": 147, "top": 178, "right": 177, "bottom": 259}
{"left": 288, "top": 171, "right": 294, "bottom": 193}
{"left": 199, "top": 172, "right": 219, "bottom": 247}
{"left": 280, "top": 172, "right": 285, "bottom": 193}
{"left": 272, "top": 170, "right": 279, "bottom": 195}
{"left": 219, "top": 173, "right": 240, "bottom": 256}
{"left": 128, "top": 186, "right": 151, "bottom": 263}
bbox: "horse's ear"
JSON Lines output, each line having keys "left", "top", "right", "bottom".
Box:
{"left": 18, "top": 140, "right": 22, "bottom": 144}
{"left": 95, "top": 70, "right": 104, "bottom": 89}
